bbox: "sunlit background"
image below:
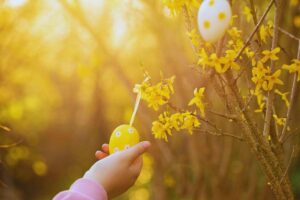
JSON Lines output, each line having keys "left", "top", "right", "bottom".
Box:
{"left": 0, "top": 0, "right": 300, "bottom": 199}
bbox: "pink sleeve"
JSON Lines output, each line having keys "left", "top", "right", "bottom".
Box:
{"left": 53, "top": 178, "right": 108, "bottom": 200}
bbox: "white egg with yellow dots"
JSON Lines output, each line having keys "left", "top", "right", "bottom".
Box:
{"left": 197, "top": 0, "right": 232, "bottom": 43}
{"left": 109, "top": 124, "right": 140, "bottom": 154}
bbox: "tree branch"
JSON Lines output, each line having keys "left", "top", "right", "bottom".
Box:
{"left": 279, "top": 40, "right": 300, "bottom": 142}
{"left": 263, "top": 0, "right": 282, "bottom": 137}
{"left": 277, "top": 27, "right": 300, "bottom": 41}
{"left": 280, "top": 146, "right": 295, "bottom": 183}
{"left": 166, "top": 103, "right": 244, "bottom": 141}
{"left": 207, "top": 110, "right": 238, "bottom": 121}
{"left": 249, "top": 0, "right": 262, "bottom": 44}
{"left": 234, "top": 0, "right": 275, "bottom": 62}
{"left": 195, "top": 129, "right": 244, "bottom": 141}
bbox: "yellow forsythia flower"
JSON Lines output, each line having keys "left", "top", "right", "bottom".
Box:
{"left": 227, "top": 27, "right": 242, "bottom": 39}
{"left": 275, "top": 89, "right": 290, "bottom": 107}
{"left": 282, "top": 59, "right": 300, "bottom": 81}
{"left": 151, "top": 111, "right": 200, "bottom": 141}
{"left": 252, "top": 62, "right": 283, "bottom": 91}
{"left": 251, "top": 89, "right": 265, "bottom": 113}
{"left": 262, "top": 70, "right": 284, "bottom": 91}
{"left": 162, "top": 0, "right": 199, "bottom": 16}
{"left": 242, "top": 6, "right": 252, "bottom": 22}
{"left": 187, "top": 29, "right": 201, "bottom": 47}
{"left": 188, "top": 87, "right": 206, "bottom": 116}
{"left": 273, "top": 114, "right": 286, "bottom": 126}
{"left": 198, "top": 48, "right": 210, "bottom": 68}
{"left": 135, "top": 76, "right": 175, "bottom": 111}
{"left": 261, "top": 47, "right": 280, "bottom": 63}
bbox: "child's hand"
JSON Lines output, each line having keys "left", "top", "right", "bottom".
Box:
{"left": 84, "top": 141, "right": 151, "bottom": 198}
{"left": 95, "top": 143, "right": 110, "bottom": 160}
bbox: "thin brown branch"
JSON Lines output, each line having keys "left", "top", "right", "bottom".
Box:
{"left": 249, "top": 0, "right": 262, "bottom": 44}
{"left": 207, "top": 110, "right": 238, "bottom": 121}
{"left": 280, "top": 146, "right": 295, "bottom": 184}
{"left": 281, "top": 127, "right": 299, "bottom": 143}
{"left": 167, "top": 103, "right": 243, "bottom": 141}
{"left": 279, "top": 41, "right": 300, "bottom": 142}
{"left": 0, "top": 139, "right": 23, "bottom": 149}
{"left": 0, "top": 125, "right": 11, "bottom": 132}
{"left": 234, "top": 0, "right": 275, "bottom": 62}
{"left": 263, "top": 0, "right": 282, "bottom": 137}
{"left": 272, "top": 105, "right": 280, "bottom": 138}
{"left": 277, "top": 27, "right": 300, "bottom": 41}
{"left": 195, "top": 129, "right": 244, "bottom": 141}
{"left": 241, "top": 94, "right": 254, "bottom": 112}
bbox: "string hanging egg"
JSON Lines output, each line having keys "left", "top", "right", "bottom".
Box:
{"left": 197, "top": 0, "right": 232, "bottom": 43}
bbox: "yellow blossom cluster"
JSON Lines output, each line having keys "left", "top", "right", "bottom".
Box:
{"left": 196, "top": 26, "right": 256, "bottom": 74}
{"left": 187, "top": 29, "right": 212, "bottom": 48}
{"left": 259, "top": 21, "right": 273, "bottom": 43}
{"left": 250, "top": 89, "right": 265, "bottom": 113}
{"left": 197, "top": 49, "right": 240, "bottom": 73}
{"left": 282, "top": 59, "right": 300, "bottom": 81}
{"left": 251, "top": 48, "right": 285, "bottom": 112}
{"left": 242, "top": 6, "right": 252, "bottom": 23}
{"left": 152, "top": 111, "right": 201, "bottom": 141}
{"left": 227, "top": 27, "right": 250, "bottom": 56}
{"left": 187, "top": 29, "right": 202, "bottom": 47}
{"left": 135, "top": 76, "right": 176, "bottom": 111}
{"left": 251, "top": 62, "right": 283, "bottom": 91}
{"left": 162, "top": 0, "right": 200, "bottom": 15}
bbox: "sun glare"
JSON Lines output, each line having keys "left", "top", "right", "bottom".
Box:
{"left": 112, "top": 12, "right": 127, "bottom": 46}
{"left": 5, "top": 0, "right": 27, "bottom": 7}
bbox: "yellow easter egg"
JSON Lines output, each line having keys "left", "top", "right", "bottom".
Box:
{"left": 198, "top": 0, "right": 232, "bottom": 42}
{"left": 109, "top": 124, "right": 140, "bottom": 154}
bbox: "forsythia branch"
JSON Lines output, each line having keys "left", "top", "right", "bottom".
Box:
{"left": 195, "top": 129, "right": 244, "bottom": 141}
{"left": 279, "top": 41, "right": 300, "bottom": 142}
{"left": 234, "top": 0, "right": 275, "bottom": 62}
{"left": 263, "top": 0, "right": 281, "bottom": 137}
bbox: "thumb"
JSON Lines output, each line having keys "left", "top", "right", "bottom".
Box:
{"left": 123, "top": 141, "right": 151, "bottom": 163}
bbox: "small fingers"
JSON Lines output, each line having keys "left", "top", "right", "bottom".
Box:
{"left": 123, "top": 141, "right": 151, "bottom": 163}
{"left": 95, "top": 150, "right": 109, "bottom": 160}
{"left": 101, "top": 144, "right": 109, "bottom": 154}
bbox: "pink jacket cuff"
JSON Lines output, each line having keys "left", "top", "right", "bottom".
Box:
{"left": 53, "top": 178, "right": 108, "bottom": 200}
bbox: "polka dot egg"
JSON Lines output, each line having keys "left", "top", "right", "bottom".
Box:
{"left": 109, "top": 124, "right": 140, "bottom": 154}
{"left": 197, "top": 0, "right": 232, "bottom": 43}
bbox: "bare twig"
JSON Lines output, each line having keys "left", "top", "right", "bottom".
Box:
{"left": 0, "top": 139, "right": 23, "bottom": 149}
{"left": 263, "top": 0, "right": 282, "bottom": 137}
{"left": 249, "top": 0, "right": 262, "bottom": 44}
{"left": 281, "top": 127, "right": 299, "bottom": 143}
{"left": 207, "top": 110, "right": 238, "bottom": 121}
{"left": 272, "top": 105, "right": 280, "bottom": 138}
{"left": 277, "top": 27, "right": 300, "bottom": 41}
{"left": 195, "top": 129, "right": 244, "bottom": 141}
{"left": 0, "top": 125, "right": 11, "bottom": 132}
{"left": 280, "top": 146, "right": 295, "bottom": 183}
{"left": 279, "top": 41, "right": 300, "bottom": 142}
{"left": 234, "top": 0, "right": 275, "bottom": 62}
{"left": 241, "top": 94, "right": 254, "bottom": 112}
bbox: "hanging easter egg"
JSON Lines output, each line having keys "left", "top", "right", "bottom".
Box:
{"left": 197, "top": 0, "right": 232, "bottom": 43}
{"left": 109, "top": 124, "right": 140, "bottom": 154}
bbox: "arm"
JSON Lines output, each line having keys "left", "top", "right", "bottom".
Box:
{"left": 53, "top": 141, "right": 151, "bottom": 200}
